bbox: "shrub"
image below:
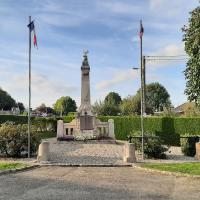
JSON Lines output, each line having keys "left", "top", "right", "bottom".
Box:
{"left": 181, "top": 136, "right": 199, "bottom": 156}
{"left": 129, "top": 131, "right": 169, "bottom": 159}
{"left": 0, "top": 122, "right": 40, "bottom": 157}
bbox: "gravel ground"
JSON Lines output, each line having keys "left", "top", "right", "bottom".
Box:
{"left": 0, "top": 138, "right": 199, "bottom": 165}
{"left": 47, "top": 138, "right": 125, "bottom": 165}
{"left": 44, "top": 138, "right": 199, "bottom": 164}
{"left": 0, "top": 166, "right": 200, "bottom": 200}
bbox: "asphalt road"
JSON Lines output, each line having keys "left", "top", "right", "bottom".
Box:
{"left": 0, "top": 166, "right": 199, "bottom": 200}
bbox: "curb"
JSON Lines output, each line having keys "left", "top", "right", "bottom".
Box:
{"left": 0, "top": 165, "right": 40, "bottom": 176}
{"left": 133, "top": 165, "right": 200, "bottom": 178}
{"left": 39, "top": 163, "right": 133, "bottom": 167}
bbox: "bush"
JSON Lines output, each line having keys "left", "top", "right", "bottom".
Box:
{"left": 181, "top": 136, "right": 199, "bottom": 156}
{"left": 0, "top": 122, "right": 40, "bottom": 157}
{"left": 129, "top": 131, "right": 168, "bottom": 159}
{"left": 63, "top": 115, "right": 75, "bottom": 123}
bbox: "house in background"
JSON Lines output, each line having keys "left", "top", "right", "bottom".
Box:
{"left": 173, "top": 102, "right": 198, "bottom": 116}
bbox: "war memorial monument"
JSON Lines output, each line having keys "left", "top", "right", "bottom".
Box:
{"left": 57, "top": 52, "right": 115, "bottom": 139}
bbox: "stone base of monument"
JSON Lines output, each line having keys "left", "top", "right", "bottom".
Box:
{"left": 37, "top": 141, "right": 50, "bottom": 162}
{"left": 195, "top": 142, "right": 200, "bottom": 160}
{"left": 56, "top": 118, "right": 115, "bottom": 140}
{"left": 123, "top": 142, "right": 136, "bottom": 163}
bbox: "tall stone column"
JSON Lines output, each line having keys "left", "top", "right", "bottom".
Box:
{"left": 78, "top": 51, "right": 94, "bottom": 131}
{"left": 81, "top": 52, "right": 91, "bottom": 107}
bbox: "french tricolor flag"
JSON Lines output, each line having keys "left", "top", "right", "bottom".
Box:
{"left": 27, "top": 21, "right": 38, "bottom": 48}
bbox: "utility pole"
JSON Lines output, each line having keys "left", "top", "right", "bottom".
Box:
{"left": 142, "top": 56, "right": 146, "bottom": 115}
{"left": 28, "top": 16, "right": 31, "bottom": 158}
{"left": 139, "top": 20, "right": 145, "bottom": 160}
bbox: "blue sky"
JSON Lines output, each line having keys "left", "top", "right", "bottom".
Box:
{"left": 0, "top": 0, "right": 199, "bottom": 109}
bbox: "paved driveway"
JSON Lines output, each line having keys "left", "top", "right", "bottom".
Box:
{"left": 0, "top": 166, "right": 199, "bottom": 200}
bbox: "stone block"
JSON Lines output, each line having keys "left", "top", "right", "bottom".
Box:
{"left": 195, "top": 142, "right": 200, "bottom": 160}
{"left": 57, "top": 120, "right": 64, "bottom": 138}
{"left": 37, "top": 141, "right": 50, "bottom": 162}
{"left": 108, "top": 119, "right": 115, "bottom": 139}
{"left": 123, "top": 142, "right": 136, "bottom": 163}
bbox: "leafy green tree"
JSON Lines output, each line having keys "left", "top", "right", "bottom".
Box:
{"left": 121, "top": 94, "right": 153, "bottom": 115}
{"left": 92, "top": 100, "right": 120, "bottom": 116}
{"left": 120, "top": 95, "right": 141, "bottom": 115}
{"left": 121, "top": 82, "right": 171, "bottom": 115}
{"left": 182, "top": 6, "right": 200, "bottom": 106}
{"left": 93, "top": 92, "right": 122, "bottom": 116}
{"left": 17, "top": 102, "right": 25, "bottom": 113}
{"left": 144, "top": 82, "right": 171, "bottom": 112}
{"left": 104, "top": 92, "right": 122, "bottom": 105}
{"left": 0, "top": 88, "right": 16, "bottom": 110}
{"left": 53, "top": 96, "right": 77, "bottom": 115}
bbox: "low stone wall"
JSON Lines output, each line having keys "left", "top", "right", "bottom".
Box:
{"left": 57, "top": 118, "right": 115, "bottom": 139}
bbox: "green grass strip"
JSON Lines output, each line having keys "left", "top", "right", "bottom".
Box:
{"left": 141, "top": 162, "right": 200, "bottom": 176}
{"left": 0, "top": 162, "right": 28, "bottom": 170}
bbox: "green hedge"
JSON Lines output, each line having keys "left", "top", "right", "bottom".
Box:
{"left": 0, "top": 115, "right": 28, "bottom": 124}
{"left": 1, "top": 115, "right": 200, "bottom": 146}
{"left": 0, "top": 115, "right": 57, "bottom": 131}
{"left": 99, "top": 116, "right": 200, "bottom": 145}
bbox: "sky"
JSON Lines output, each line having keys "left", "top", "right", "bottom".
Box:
{"left": 0, "top": 0, "right": 199, "bottom": 109}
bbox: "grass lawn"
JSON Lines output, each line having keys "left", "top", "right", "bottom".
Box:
{"left": 141, "top": 163, "right": 200, "bottom": 176}
{"left": 0, "top": 162, "right": 28, "bottom": 171}
{"left": 38, "top": 131, "right": 56, "bottom": 140}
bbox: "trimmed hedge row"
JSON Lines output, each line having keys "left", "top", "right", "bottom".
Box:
{"left": 98, "top": 116, "right": 200, "bottom": 145}
{"left": 1, "top": 115, "right": 200, "bottom": 146}
{"left": 0, "top": 115, "right": 57, "bottom": 131}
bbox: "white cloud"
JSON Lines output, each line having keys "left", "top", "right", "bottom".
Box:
{"left": 98, "top": 1, "right": 142, "bottom": 15}
{"left": 3, "top": 73, "right": 78, "bottom": 108}
{"left": 153, "top": 43, "right": 186, "bottom": 56}
{"left": 150, "top": 0, "right": 167, "bottom": 10}
{"left": 95, "top": 69, "right": 138, "bottom": 90}
{"left": 147, "top": 43, "right": 187, "bottom": 68}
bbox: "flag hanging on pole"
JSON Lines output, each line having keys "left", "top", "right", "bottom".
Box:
{"left": 27, "top": 21, "right": 38, "bottom": 48}
{"left": 139, "top": 20, "right": 144, "bottom": 39}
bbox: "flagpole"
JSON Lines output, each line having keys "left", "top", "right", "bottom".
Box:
{"left": 28, "top": 16, "right": 31, "bottom": 158}
{"left": 140, "top": 20, "right": 144, "bottom": 160}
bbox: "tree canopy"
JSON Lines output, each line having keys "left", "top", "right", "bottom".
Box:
{"left": 121, "top": 82, "right": 171, "bottom": 115}
{"left": 182, "top": 6, "right": 200, "bottom": 106}
{"left": 104, "top": 92, "right": 122, "bottom": 105}
{"left": 92, "top": 92, "right": 121, "bottom": 116}
{"left": 17, "top": 102, "right": 25, "bottom": 113}
{"left": 143, "top": 82, "right": 171, "bottom": 112}
{"left": 0, "top": 88, "right": 16, "bottom": 110}
{"left": 53, "top": 96, "right": 77, "bottom": 115}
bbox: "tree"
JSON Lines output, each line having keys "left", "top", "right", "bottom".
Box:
{"left": 182, "top": 6, "right": 200, "bottom": 106}
{"left": 120, "top": 94, "right": 153, "bottom": 115}
{"left": 17, "top": 102, "right": 25, "bottom": 113}
{"left": 0, "top": 88, "right": 16, "bottom": 110}
{"left": 104, "top": 92, "right": 122, "bottom": 105}
{"left": 120, "top": 95, "right": 141, "bottom": 115}
{"left": 136, "top": 82, "right": 171, "bottom": 112}
{"left": 53, "top": 96, "right": 77, "bottom": 115}
{"left": 145, "top": 82, "right": 171, "bottom": 112}
{"left": 121, "top": 82, "right": 171, "bottom": 115}
{"left": 35, "top": 103, "right": 55, "bottom": 115}
{"left": 92, "top": 92, "right": 122, "bottom": 116}
{"left": 92, "top": 100, "right": 120, "bottom": 116}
